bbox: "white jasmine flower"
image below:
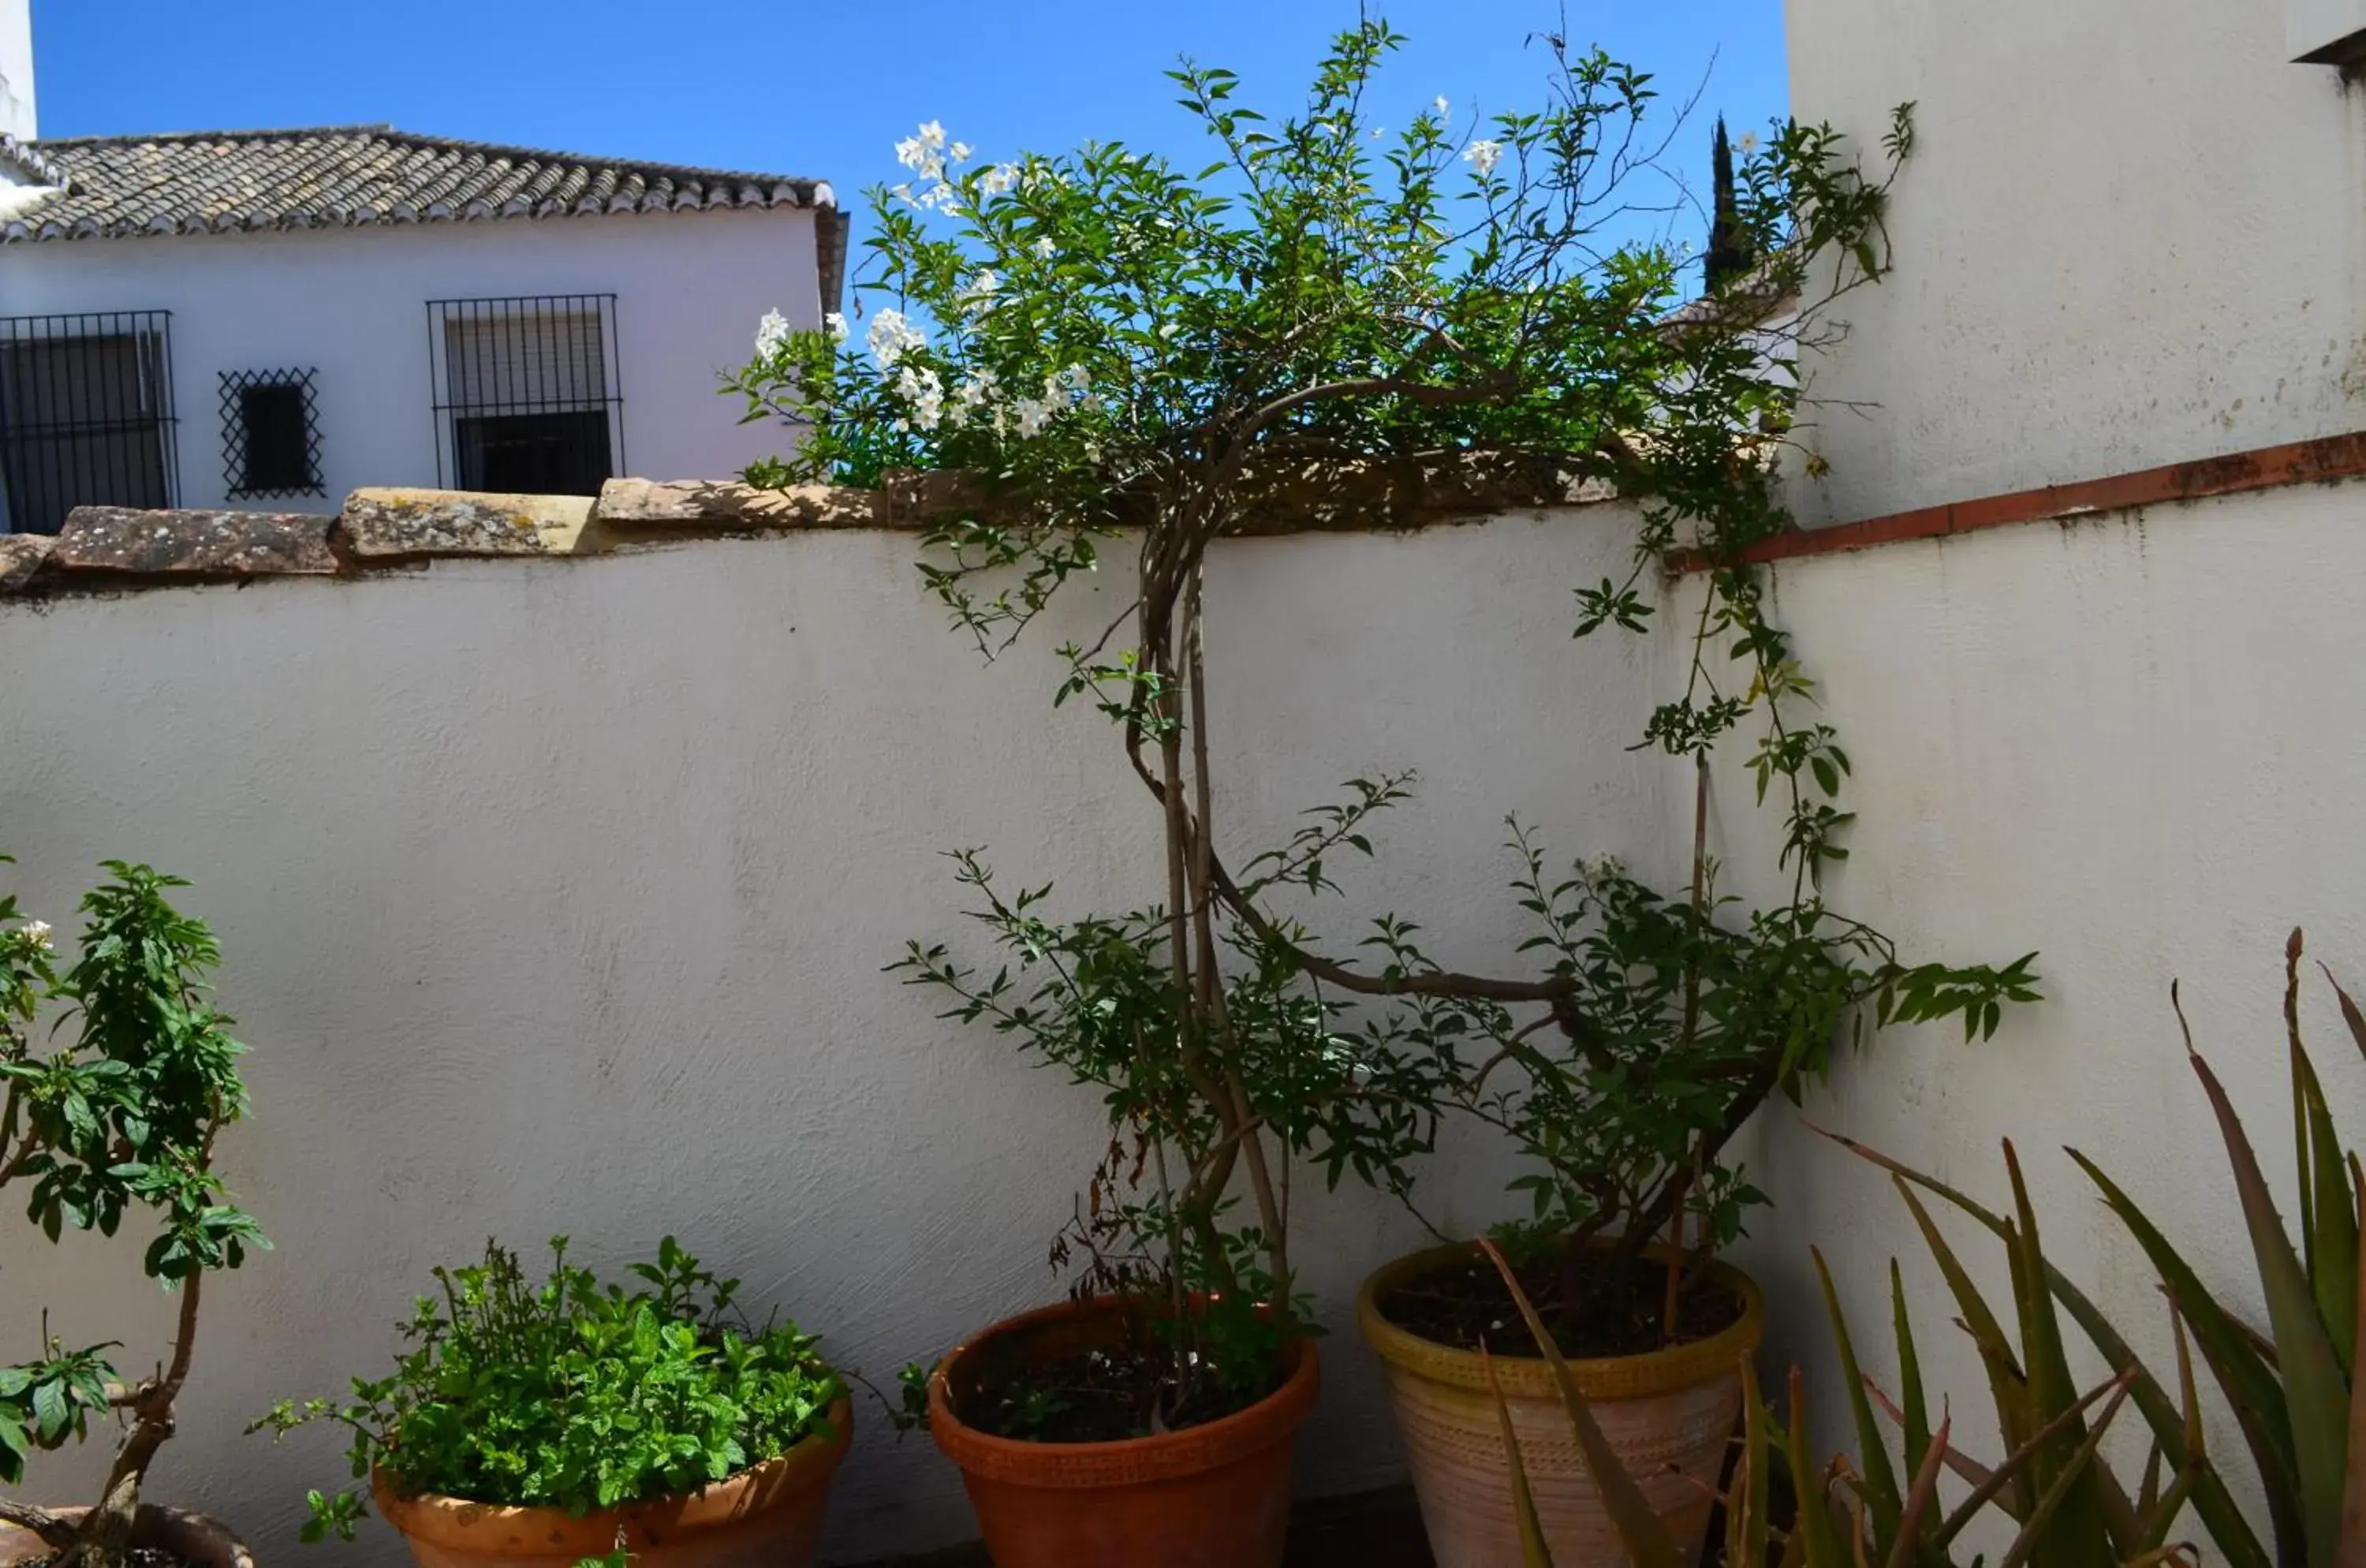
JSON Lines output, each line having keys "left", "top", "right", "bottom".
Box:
{"left": 978, "top": 162, "right": 1021, "bottom": 196}
{"left": 1034, "top": 236, "right": 1057, "bottom": 258}
{"left": 951, "top": 140, "right": 974, "bottom": 163}
{"left": 896, "top": 364, "right": 946, "bottom": 431}
{"left": 1012, "top": 395, "right": 1054, "bottom": 437}
{"left": 17, "top": 920, "right": 50, "bottom": 952}
{"left": 1056, "top": 365, "right": 1091, "bottom": 393}
{"left": 953, "top": 368, "right": 999, "bottom": 419}
{"left": 867, "top": 308, "right": 926, "bottom": 368}
{"left": 1157, "top": 322, "right": 1178, "bottom": 341}
{"left": 1737, "top": 130, "right": 1760, "bottom": 155}
{"left": 823, "top": 312, "right": 848, "bottom": 343}
{"left": 894, "top": 121, "right": 953, "bottom": 183}
{"left": 1464, "top": 139, "right": 1503, "bottom": 177}
{"left": 753, "top": 309, "right": 791, "bottom": 358}
{"left": 958, "top": 270, "right": 1002, "bottom": 315}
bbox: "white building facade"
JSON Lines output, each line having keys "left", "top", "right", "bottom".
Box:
{"left": 0, "top": 113, "right": 842, "bottom": 534}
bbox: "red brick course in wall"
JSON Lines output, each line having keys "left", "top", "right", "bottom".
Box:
{"left": 1677, "top": 429, "right": 2366, "bottom": 573}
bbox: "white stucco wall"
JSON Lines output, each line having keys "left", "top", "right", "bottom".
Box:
{"left": 1680, "top": 483, "right": 2366, "bottom": 1521}
{"left": 0, "top": 208, "right": 823, "bottom": 524}
{"left": 0, "top": 506, "right": 1670, "bottom": 1563}
{"left": 1783, "top": 0, "right": 2364, "bottom": 525}
{"left": 0, "top": 0, "right": 29, "bottom": 143}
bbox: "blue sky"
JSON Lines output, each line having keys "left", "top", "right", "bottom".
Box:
{"left": 32, "top": 1, "right": 1786, "bottom": 263}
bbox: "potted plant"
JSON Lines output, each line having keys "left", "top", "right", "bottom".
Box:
{"left": 253, "top": 1237, "right": 850, "bottom": 1568}
{"left": 0, "top": 860, "right": 267, "bottom": 1568}
{"left": 1355, "top": 832, "right": 2035, "bottom": 1565}
{"left": 729, "top": 17, "right": 2028, "bottom": 1568}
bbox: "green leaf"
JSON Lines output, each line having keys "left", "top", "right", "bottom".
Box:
{"left": 2185, "top": 1044, "right": 2351, "bottom": 1568}
{"left": 1483, "top": 1344, "right": 1556, "bottom": 1566}
{"left": 1477, "top": 1240, "right": 1686, "bottom": 1568}
{"left": 1812, "top": 1247, "right": 1901, "bottom": 1545}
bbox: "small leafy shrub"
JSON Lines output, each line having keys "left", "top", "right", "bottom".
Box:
{"left": 256, "top": 1237, "right": 844, "bottom": 1539}
{"left": 0, "top": 858, "right": 264, "bottom": 1568}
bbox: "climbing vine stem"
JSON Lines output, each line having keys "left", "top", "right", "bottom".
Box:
{"left": 733, "top": 18, "right": 2034, "bottom": 1372}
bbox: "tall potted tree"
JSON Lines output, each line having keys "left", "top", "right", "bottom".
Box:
{"left": 0, "top": 860, "right": 266, "bottom": 1568}
{"left": 731, "top": 17, "right": 2029, "bottom": 1567}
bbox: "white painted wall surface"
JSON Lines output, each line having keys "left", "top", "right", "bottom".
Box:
{"left": 0, "top": 0, "right": 29, "bottom": 142}
{"left": 0, "top": 506, "right": 1670, "bottom": 1563}
{"left": 0, "top": 209, "right": 822, "bottom": 521}
{"left": 1679, "top": 485, "right": 2366, "bottom": 1520}
{"left": 1783, "top": 0, "right": 2363, "bottom": 525}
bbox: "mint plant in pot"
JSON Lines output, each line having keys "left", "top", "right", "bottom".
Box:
{"left": 254, "top": 1238, "right": 849, "bottom": 1568}
{"left": 0, "top": 860, "right": 266, "bottom": 1568}
{"left": 728, "top": 16, "right": 2029, "bottom": 1568}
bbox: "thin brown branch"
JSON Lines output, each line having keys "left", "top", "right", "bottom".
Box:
{"left": 0, "top": 1499, "right": 78, "bottom": 1548}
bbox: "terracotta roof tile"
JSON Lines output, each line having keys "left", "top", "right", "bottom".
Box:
{"left": 2, "top": 124, "right": 850, "bottom": 311}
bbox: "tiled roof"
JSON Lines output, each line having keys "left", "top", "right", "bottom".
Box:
{"left": 0, "top": 125, "right": 849, "bottom": 308}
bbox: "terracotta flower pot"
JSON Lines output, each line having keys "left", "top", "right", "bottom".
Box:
{"left": 0, "top": 1505, "right": 254, "bottom": 1568}
{"left": 371, "top": 1396, "right": 851, "bottom": 1568}
{"left": 1358, "top": 1242, "right": 1763, "bottom": 1568}
{"left": 928, "top": 1297, "right": 1321, "bottom": 1568}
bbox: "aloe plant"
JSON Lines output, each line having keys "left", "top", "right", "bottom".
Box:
{"left": 1834, "top": 928, "right": 2366, "bottom": 1568}
{"left": 1477, "top": 1175, "right": 2207, "bottom": 1567}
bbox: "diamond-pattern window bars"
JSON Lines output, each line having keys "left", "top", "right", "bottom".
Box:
{"left": 220, "top": 368, "right": 323, "bottom": 500}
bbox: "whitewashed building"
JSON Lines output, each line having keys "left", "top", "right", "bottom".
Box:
{"left": 0, "top": 11, "right": 841, "bottom": 534}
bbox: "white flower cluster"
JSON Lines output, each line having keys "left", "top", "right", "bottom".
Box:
{"left": 957, "top": 269, "right": 1001, "bottom": 317}
{"left": 754, "top": 308, "right": 791, "bottom": 358}
{"left": 1009, "top": 365, "right": 1094, "bottom": 437}
{"left": 894, "top": 119, "right": 967, "bottom": 182}
{"left": 753, "top": 308, "right": 849, "bottom": 357}
{"left": 1465, "top": 139, "right": 1503, "bottom": 177}
{"left": 10, "top": 918, "right": 50, "bottom": 954}
{"left": 895, "top": 364, "right": 946, "bottom": 431}
{"left": 891, "top": 120, "right": 1021, "bottom": 214}
{"left": 884, "top": 357, "right": 1096, "bottom": 442}
{"left": 867, "top": 308, "right": 927, "bottom": 368}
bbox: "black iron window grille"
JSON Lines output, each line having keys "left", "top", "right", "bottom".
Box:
{"left": 220, "top": 368, "right": 324, "bottom": 499}
{"left": 0, "top": 310, "right": 179, "bottom": 536}
{"left": 426, "top": 295, "right": 624, "bottom": 496}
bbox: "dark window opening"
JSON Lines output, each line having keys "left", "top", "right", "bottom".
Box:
{"left": 0, "top": 312, "right": 177, "bottom": 536}
{"left": 221, "top": 368, "right": 323, "bottom": 499}
{"left": 454, "top": 410, "right": 614, "bottom": 495}
{"left": 427, "top": 296, "right": 622, "bottom": 495}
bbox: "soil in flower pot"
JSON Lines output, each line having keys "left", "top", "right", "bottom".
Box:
{"left": 1378, "top": 1244, "right": 1746, "bottom": 1358}
{"left": 930, "top": 1297, "right": 1321, "bottom": 1568}
{"left": 1360, "top": 1240, "right": 1763, "bottom": 1568}
{"left": 0, "top": 1507, "right": 254, "bottom": 1568}
{"left": 953, "top": 1301, "right": 1284, "bottom": 1442}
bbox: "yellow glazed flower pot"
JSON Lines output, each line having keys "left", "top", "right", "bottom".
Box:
{"left": 1358, "top": 1243, "right": 1763, "bottom": 1568}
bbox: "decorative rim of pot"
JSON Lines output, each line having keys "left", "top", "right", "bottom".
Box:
{"left": 0, "top": 1505, "right": 254, "bottom": 1568}
{"left": 928, "top": 1295, "right": 1321, "bottom": 1490}
{"left": 371, "top": 1394, "right": 852, "bottom": 1555}
{"left": 1357, "top": 1239, "right": 1763, "bottom": 1400}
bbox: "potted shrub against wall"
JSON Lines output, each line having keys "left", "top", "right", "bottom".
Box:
{"left": 1353, "top": 834, "right": 2028, "bottom": 1566}
{"left": 256, "top": 1238, "right": 850, "bottom": 1568}
{"left": 0, "top": 861, "right": 267, "bottom": 1568}
{"left": 731, "top": 17, "right": 2032, "bottom": 1568}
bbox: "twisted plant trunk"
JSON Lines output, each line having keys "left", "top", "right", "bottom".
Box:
{"left": 48, "top": 1274, "right": 203, "bottom": 1568}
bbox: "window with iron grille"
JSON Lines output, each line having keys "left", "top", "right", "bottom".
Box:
{"left": 0, "top": 311, "right": 179, "bottom": 536}
{"left": 220, "top": 368, "right": 324, "bottom": 499}
{"left": 427, "top": 296, "right": 624, "bottom": 495}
